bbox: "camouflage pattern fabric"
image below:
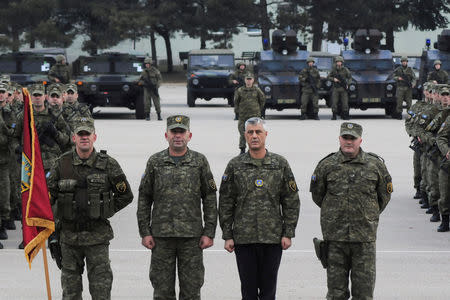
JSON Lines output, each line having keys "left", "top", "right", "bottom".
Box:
{"left": 48, "top": 63, "right": 71, "bottom": 84}
{"left": 326, "top": 241, "right": 376, "bottom": 300}
{"left": 139, "top": 66, "right": 162, "bottom": 115}
{"left": 219, "top": 151, "right": 300, "bottom": 244}
{"left": 310, "top": 149, "right": 392, "bottom": 242}
{"left": 143, "top": 88, "right": 161, "bottom": 114}
{"left": 62, "top": 102, "right": 92, "bottom": 133}
{"left": 427, "top": 69, "right": 449, "bottom": 84}
{"left": 437, "top": 115, "right": 450, "bottom": 214}
{"left": 299, "top": 66, "right": 321, "bottom": 114}
{"left": 393, "top": 66, "right": 416, "bottom": 114}
{"left": 229, "top": 68, "right": 247, "bottom": 87}
{"left": 137, "top": 148, "right": 217, "bottom": 238}
{"left": 328, "top": 66, "right": 351, "bottom": 114}
{"left": 150, "top": 237, "right": 204, "bottom": 300}
{"left": 395, "top": 87, "right": 413, "bottom": 114}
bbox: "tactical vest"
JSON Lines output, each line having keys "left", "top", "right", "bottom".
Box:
{"left": 56, "top": 152, "right": 115, "bottom": 222}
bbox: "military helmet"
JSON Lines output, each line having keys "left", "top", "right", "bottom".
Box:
{"left": 401, "top": 56, "right": 408, "bottom": 62}
{"left": 55, "top": 55, "right": 66, "bottom": 63}
{"left": 335, "top": 56, "right": 344, "bottom": 63}
{"left": 434, "top": 59, "right": 442, "bottom": 66}
{"left": 144, "top": 57, "right": 152, "bottom": 64}
{"left": 306, "top": 57, "right": 315, "bottom": 63}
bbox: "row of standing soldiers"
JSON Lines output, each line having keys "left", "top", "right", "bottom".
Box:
{"left": 405, "top": 82, "right": 450, "bottom": 232}
{"left": 0, "top": 78, "right": 92, "bottom": 249}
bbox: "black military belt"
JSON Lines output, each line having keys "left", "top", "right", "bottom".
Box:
{"left": 62, "top": 220, "right": 101, "bottom": 232}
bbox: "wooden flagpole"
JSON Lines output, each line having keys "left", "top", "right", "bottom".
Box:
{"left": 42, "top": 242, "right": 52, "bottom": 300}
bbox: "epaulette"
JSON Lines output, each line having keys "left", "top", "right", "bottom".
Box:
{"left": 95, "top": 150, "right": 109, "bottom": 170}
{"left": 100, "top": 150, "right": 107, "bottom": 155}
{"left": 367, "top": 152, "right": 385, "bottom": 163}
{"left": 318, "top": 152, "right": 335, "bottom": 164}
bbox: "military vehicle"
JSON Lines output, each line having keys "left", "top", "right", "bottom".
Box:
{"left": 419, "top": 29, "right": 450, "bottom": 89}
{"left": 186, "top": 49, "right": 235, "bottom": 107}
{"left": 340, "top": 29, "right": 396, "bottom": 116}
{"left": 0, "top": 51, "right": 57, "bottom": 86}
{"left": 255, "top": 29, "right": 309, "bottom": 116}
{"left": 72, "top": 52, "right": 145, "bottom": 119}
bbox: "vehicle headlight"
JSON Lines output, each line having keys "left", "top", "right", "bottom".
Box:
{"left": 325, "top": 80, "right": 332, "bottom": 87}
{"left": 90, "top": 84, "right": 97, "bottom": 92}
{"left": 264, "top": 86, "right": 271, "bottom": 93}
{"left": 282, "top": 49, "right": 288, "bottom": 55}
{"left": 349, "top": 84, "right": 356, "bottom": 92}
{"left": 386, "top": 84, "right": 393, "bottom": 91}
{"left": 192, "top": 78, "right": 199, "bottom": 85}
{"left": 122, "top": 84, "right": 130, "bottom": 92}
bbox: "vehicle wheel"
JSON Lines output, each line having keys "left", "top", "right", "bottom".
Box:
{"left": 135, "top": 93, "right": 145, "bottom": 119}
{"left": 227, "top": 96, "right": 234, "bottom": 107}
{"left": 187, "top": 91, "right": 196, "bottom": 107}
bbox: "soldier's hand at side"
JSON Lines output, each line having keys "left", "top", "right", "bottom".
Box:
{"left": 142, "top": 235, "right": 155, "bottom": 250}
{"left": 233, "top": 80, "right": 238, "bottom": 84}
{"left": 54, "top": 78, "right": 60, "bottom": 83}
{"left": 281, "top": 237, "right": 292, "bottom": 250}
{"left": 333, "top": 78, "right": 339, "bottom": 82}
{"left": 398, "top": 77, "right": 403, "bottom": 81}
{"left": 199, "top": 236, "right": 214, "bottom": 249}
{"left": 224, "top": 239, "right": 235, "bottom": 253}
{"left": 446, "top": 151, "right": 449, "bottom": 160}
{"left": 418, "top": 137, "right": 422, "bottom": 143}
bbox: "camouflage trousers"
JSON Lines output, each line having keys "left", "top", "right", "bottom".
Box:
{"left": 395, "top": 87, "right": 412, "bottom": 114}
{"left": 326, "top": 241, "right": 376, "bottom": 300}
{"left": 419, "top": 152, "right": 429, "bottom": 196}
{"left": 9, "top": 159, "right": 21, "bottom": 211}
{"left": 150, "top": 237, "right": 204, "bottom": 300}
{"left": 301, "top": 91, "right": 319, "bottom": 114}
{"left": 144, "top": 88, "right": 161, "bottom": 114}
{"left": 413, "top": 150, "right": 422, "bottom": 190}
{"left": 438, "top": 166, "right": 449, "bottom": 215}
{"left": 61, "top": 242, "right": 112, "bottom": 300}
{"left": 331, "top": 87, "right": 349, "bottom": 114}
{"left": 426, "top": 155, "right": 440, "bottom": 206}
{"left": 0, "top": 164, "right": 11, "bottom": 226}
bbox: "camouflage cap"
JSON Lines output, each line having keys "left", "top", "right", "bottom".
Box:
{"left": 6, "top": 84, "right": 14, "bottom": 94}
{"left": 144, "top": 57, "right": 152, "bottom": 64}
{"left": 401, "top": 56, "right": 408, "bottom": 62}
{"left": 440, "top": 86, "right": 449, "bottom": 95}
{"left": 0, "top": 74, "right": 10, "bottom": 83}
{"left": 55, "top": 55, "right": 65, "bottom": 62}
{"left": 434, "top": 59, "right": 442, "bottom": 66}
{"left": 0, "top": 82, "right": 8, "bottom": 92}
{"left": 28, "top": 83, "right": 45, "bottom": 95}
{"left": 306, "top": 57, "right": 315, "bottom": 63}
{"left": 47, "top": 85, "right": 62, "bottom": 97}
{"left": 167, "top": 115, "right": 190, "bottom": 131}
{"left": 245, "top": 72, "right": 254, "bottom": 79}
{"left": 335, "top": 56, "right": 344, "bottom": 63}
{"left": 340, "top": 122, "right": 363, "bottom": 138}
{"left": 74, "top": 117, "right": 95, "bottom": 134}
{"left": 65, "top": 83, "right": 78, "bottom": 93}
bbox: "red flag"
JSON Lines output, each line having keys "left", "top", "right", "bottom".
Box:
{"left": 21, "top": 88, "right": 55, "bottom": 268}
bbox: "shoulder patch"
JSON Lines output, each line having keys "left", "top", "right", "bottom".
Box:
{"left": 208, "top": 179, "right": 217, "bottom": 191}
{"left": 222, "top": 174, "right": 228, "bottom": 182}
{"left": 387, "top": 182, "right": 393, "bottom": 194}
{"left": 288, "top": 180, "right": 298, "bottom": 192}
{"left": 116, "top": 181, "right": 127, "bottom": 193}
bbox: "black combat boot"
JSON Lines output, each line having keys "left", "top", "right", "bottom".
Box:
{"left": 437, "top": 215, "right": 449, "bottom": 232}
{"left": 240, "top": 147, "right": 245, "bottom": 154}
{"left": 0, "top": 241, "right": 3, "bottom": 249}
{"left": 299, "top": 114, "right": 307, "bottom": 120}
{"left": 157, "top": 113, "right": 162, "bottom": 121}
{"left": 18, "top": 241, "right": 24, "bottom": 249}
{"left": 343, "top": 112, "right": 350, "bottom": 120}
{"left": 234, "top": 114, "right": 238, "bottom": 120}
{"left": 420, "top": 194, "right": 429, "bottom": 209}
{"left": 4, "top": 219, "right": 16, "bottom": 230}
{"left": 313, "top": 113, "right": 320, "bottom": 120}
{"left": 331, "top": 113, "right": 337, "bottom": 120}
{"left": 430, "top": 206, "right": 440, "bottom": 222}
{"left": 426, "top": 205, "right": 435, "bottom": 214}
{"left": 0, "top": 224, "right": 8, "bottom": 240}
{"left": 413, "top": 188, "right": 422, "bottom": 199}
{"left": 145, "top": 113, "right": 150, "bottom": 121}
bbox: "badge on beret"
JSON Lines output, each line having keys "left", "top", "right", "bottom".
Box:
{"left": 255, "top": 179, "right": 263, "bottom": 187}
{"left": 222, "top": 174, "right": 228, "bottom": 182}
{"left": 116, "top": 181, "right": 127, "bottom": 193}
{"left": 209, "top": 179, "right": 217, "bottom": 191}
{"left": 347, "top": 123, "right": 353, "bottom": 129}
{"left": 175, "top": 116, "right": 182, "bottom": 123}
{"left": 387, "top": 182, "right": 393, "bottom": 194}
{"left": 289, "top": 180, "right": 297, "bottom": 192}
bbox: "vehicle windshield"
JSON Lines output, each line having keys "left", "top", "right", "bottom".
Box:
{"left": 258, "top": 60, "right": 306, "bottom": 73}
{"left": 345, "top": 59, "right": 393, "bottom": 72}
{"left": 314, "top": 57, "right": 334, "bottom": 70}
{"left": 0, "top": 58, "right": 53, "bottom": 73}
{"left": 80, "top": 61, "right": 110, "bottom": 73}
{"left": 189, "top": 55, "right": 234, "bottom": 69}
{"left": 115, "top": 61, "right": 143, "bottom": 73}
{"left": 0, "top": 60, "right": 17, "bottom": 73}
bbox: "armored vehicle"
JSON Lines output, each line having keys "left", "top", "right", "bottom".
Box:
{"left": 72, "top": 53, "right": 145, "bottom": 118}
{"left": 186, "top": 49, "right": 235, "bottom": 107}
{"left": 419, "top": 29, "right": 450, "bottom": 89}
{"left": 255, "top": 29, "right": 308, "bottom": 115}
{"left": 340, "top": 29, "right": 396, "bottom": 116}
{"left": 0, "top": 51, "right": 57, "bottom": 86}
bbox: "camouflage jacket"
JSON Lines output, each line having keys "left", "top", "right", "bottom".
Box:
{"left": 393, "top": 66, "right": 416, "bottom": 88}
{"left": 137, "top": 148, "right": 218, "bottom": 239}
{"left": 310, "top": 149, "right": 392, "bottom": 242}
{"left": 415, "top": 103, "right": 441, "bottom": 148}
{"left": 0, "top": 104, "right": 19, "bottom": 165}
{"left": 437, "top": 114, "right": 450, "bottom": 156}
{"left": 48, "top": 63, "right": 71, "bottom": 84}
{"left": 16, "top": 106, "right": 71, "bottom": 170}
{"left": 405, "top": 100, "right": 427, "bottom": 136}
{"left": 47, "top": 149, "right": 133, "bottom": 246}
{"left": 299, "top": 66, "right": 321, "bottom": 92}
{"left": 139, "top": 66, "right": 162, "bottom": 88}
{"left": 328, "top": 66, "right": 351, "bottom": 89}
{"left": 219, "top": 151, "right": 300, "bottom": 244}
{"left": 229, "top": 69, "right": 246, "bottom": 87}
{"left": 234, "top": 86, "right": 265, "bottom": 119}
{"left": 62, "top": 101, "right": 92, "bottom": 132}
{"left": 427, "top": 69, "right": 449, "bottom": 84}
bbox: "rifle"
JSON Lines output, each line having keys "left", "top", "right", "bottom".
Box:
{"left": 307, "top": 70, "right": 318, "bottom": 95}
{"left": 409, "top": 137, "right": 421, "bottom": 153}
{"left": 142, "top": 70, "right": 160, "bottom": 97}
{"left": 334, "top": 73, "right": 348, "bottom": 90}
{"left": 48, "top": 223, "right": 62, "bottom": 269}
{"left": 427, "top": 143, "right": 440, "bottom": 162}
{"left": 402, "top": 68, "right": 413, "bottom": 88}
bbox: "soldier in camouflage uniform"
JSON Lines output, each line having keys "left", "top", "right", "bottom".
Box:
{"left": 310, "top": 122, "right": 392, "bottom": 300}
{"left": 48, "top": 54, "right": 71, "bottom": 84}
{"left": 229, "top": 62, "right": 247, "bottom": 88}
{"left": 436, "top": 104, "right": 450, "bottom": 232}
{"left": 393, "top": 56, "right": 416, "bottom": 119}
{"left": 234, "top": 73, "right": 265, "bottom": 154}
{"left": 137, "top": 115, "right": 217, "bottom": 300}
{"left": 46, "top": 84, "right": 64, "bottom": 112}
{"left": 139, "top": 57, "right": 162, "bottom": 121}
{"left": 62, "top": 83, "right": 92, "bottom": 133}
{"left": 47, "top": 119, "right": 133, "bottom": 299}
{"left": 219, "top": 117, "right": 300, "bottom": 300}
{"left": 328, "top": 56, "right": 352, "bottom": 120}
{"left": 427, "top": 60, "right": 449, "bottom": 84}
{"left": 299, "top": 57, "right": 321, "bottom": 120}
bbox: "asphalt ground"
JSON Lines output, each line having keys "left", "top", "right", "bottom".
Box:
{"left": 1, "top": 84, "right": 449, "bottom": 299}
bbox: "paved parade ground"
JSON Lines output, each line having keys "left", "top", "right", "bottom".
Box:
{"left": 1, "top": 84, "right": 449, "bottom": 299}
